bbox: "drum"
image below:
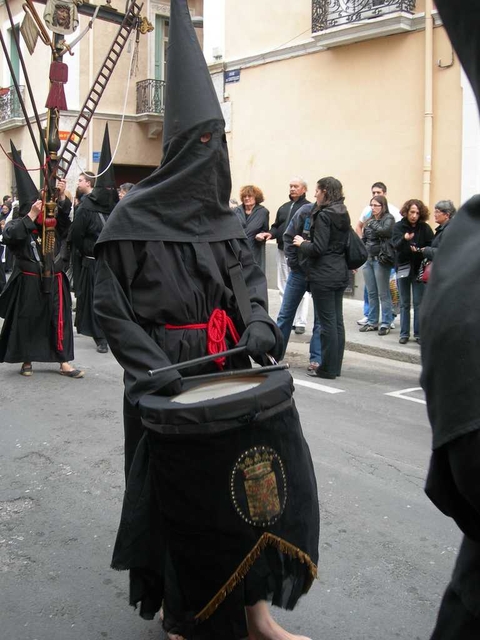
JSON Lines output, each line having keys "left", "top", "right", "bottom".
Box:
{"left": 139, "top": 369, "right": 294, "bottom": 436}
{"left": 135, "top": 367, "right": 319, "bottom": 632}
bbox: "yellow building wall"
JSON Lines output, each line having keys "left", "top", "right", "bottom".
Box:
{"left": 225, "top": 0, "right": 312, "bottom": 61}
{"left": 226, "top": 26, "right": 462, "bottom": 221}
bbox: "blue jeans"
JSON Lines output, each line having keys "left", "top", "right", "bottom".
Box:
{"left": 363, "top": 285, "right": 369, "bottom": 317}
{"left": 276, "top": 270, "right": 321, "bottom": 362}
{"left": 397, "top": 274, "right": 424, "bottom": 338}
{"left": 363, "top": 257, "right": 393, "bottom": 327}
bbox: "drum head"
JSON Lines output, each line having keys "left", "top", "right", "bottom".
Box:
{"left": 170, "top": 375, "right": 266, "bottom": 405}
{"left": 140, "top": 369, "right": 294, "bottom": 435}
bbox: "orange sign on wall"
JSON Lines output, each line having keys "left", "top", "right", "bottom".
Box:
{"left": 59, "top": 130, "right": 80, "bottom": 143}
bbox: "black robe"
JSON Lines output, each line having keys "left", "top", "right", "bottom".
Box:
{"left": 0, "top": 214, "right": 73, "bottom": 363}
{"left": 94, "top": 237, "right": 319, "bottom": 639}
{"left": 70, "top": 201, "right": 107, "bottom": 341}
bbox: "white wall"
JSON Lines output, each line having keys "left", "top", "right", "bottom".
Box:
{"left": 461, "top": 68, "right": 480, "bottom": 202}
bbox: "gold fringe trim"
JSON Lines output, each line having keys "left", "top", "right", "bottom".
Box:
{"left": 194, "top": 532, "right": 318, "bottom": 622}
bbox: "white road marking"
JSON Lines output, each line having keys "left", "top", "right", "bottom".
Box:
{"left": 293, "top": 378, "right": 345, "bottom": 395}
{"left": 385, "top": 387, "right": 426, "bottom": 405}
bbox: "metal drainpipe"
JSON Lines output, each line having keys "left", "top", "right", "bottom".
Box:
{"left": 88, "top": 21, "right": 94, "bottom": 171}
{"left": 423, "top": 0, "right": 434, "bottom": 206}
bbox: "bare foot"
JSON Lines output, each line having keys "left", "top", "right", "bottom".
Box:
{"left": 246, "top": 601, "right": 312, "bottom": 640}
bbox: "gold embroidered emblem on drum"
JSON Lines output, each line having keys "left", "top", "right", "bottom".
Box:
{"left": 231, "top": 446, "right": 287, "bottom": 527}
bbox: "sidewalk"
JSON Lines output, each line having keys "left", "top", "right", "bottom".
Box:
{"left": 268, "top": 290, "right": 421, "bottom": 366}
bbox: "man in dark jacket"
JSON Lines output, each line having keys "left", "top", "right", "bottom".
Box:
{"left": 277, "top": 202, "right": 321, "bottom": 372}
{"left": 421, "top": 2, "right": 480, "bottom": 638}
{"left": 258, "top": 178, "right": 311, "bottom": 334}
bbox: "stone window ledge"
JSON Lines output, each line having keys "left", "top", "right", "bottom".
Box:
{"left": 312, "top": 10, "right": 442, "bottom": 48}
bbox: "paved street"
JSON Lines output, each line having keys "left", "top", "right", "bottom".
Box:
{"left": 0, "top": 303, "right": 459, "bottom": 640}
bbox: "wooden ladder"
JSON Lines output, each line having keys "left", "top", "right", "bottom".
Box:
{"left": 56, "top": 0, "right": 143, "bottom": 179}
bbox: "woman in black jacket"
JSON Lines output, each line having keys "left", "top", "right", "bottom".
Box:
{"left": 421, "top": 199, "right": 456, "bottom": 262}
{"left": 360, "top": 195, "right": 395, "bottom": 335}
{"left": 393, "top": 199, "right": 434, "bottom": 344}
{"left": 293, "top": 176, "right": 350, "bottom": 379}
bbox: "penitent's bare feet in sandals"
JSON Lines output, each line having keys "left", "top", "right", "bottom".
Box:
{"left": 246, "top": 601, "right": 312, "bottom": 640}
{"left": 59, "top": 362, "right": 85, "bottom": 378}
{"left": 159, "top": 607, "right": 186, "bottom": 640}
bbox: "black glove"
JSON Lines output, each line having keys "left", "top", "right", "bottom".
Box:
{"left": 237, "top": 321, "right": 276, "bottom": 360}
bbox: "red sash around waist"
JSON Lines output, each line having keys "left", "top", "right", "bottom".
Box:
{"left": 165, "top": 308, "right": 240, "bottom": 369}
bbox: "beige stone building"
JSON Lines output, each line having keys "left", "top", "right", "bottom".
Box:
{"left": 0, "top": 0, "right": 478, "bottom": 221}
{"left": 0, "top": 0, "right": 203, "bottom": 196}
{"left": 211, "top": 0, "right": 480, "bottom": 221}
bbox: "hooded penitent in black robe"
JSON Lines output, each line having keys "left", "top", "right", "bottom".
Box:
{"left": 421, "top": 2, "right": 480, "bottom": 638}
{"left": 93, "top": 1, "right": 319, "bottom": 638}
{"left": 70, "top": 125, "right": 118, "bottom": 344}
{"left": 0, "top": 143, "right": 73, "bottom": 364}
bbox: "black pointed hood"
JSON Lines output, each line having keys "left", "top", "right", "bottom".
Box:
{"left": 434, "top": 0, "right": 480, "bottom": 111}
{"left": 10, "top": 141, "right": 39, "bottom": 217}
{"left": 82, "top": 124, "right": 119, "bottom": 214}
{"left": 163, "top": 0, "right": 223, "bottom": 147}
{"left": 96, "top": 0, "right": 243, "bottom": 245}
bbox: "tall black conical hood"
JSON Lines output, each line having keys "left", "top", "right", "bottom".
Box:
{"left": 94, "top": 123, "right": 116, "bottom": 191}
{"left": 163, "top": 0, "right": 223, "bottom": 148}
{"left": 420, "top": 2, "right": 480, "bottom": 451}
{"left": 434, "top": 0, "right": 480, "bottom": 111}
{"left": 96, "top": 0, "right": 243, "bottom": 245}
{"left": 83, "top": 124, "right": 119, "bottom": 214}
{"left": 10, "top": 141, "right": 39, "bottom": 217}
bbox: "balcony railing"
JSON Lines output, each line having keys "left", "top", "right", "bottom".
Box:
{"left": 136, "top": 79, "right": 166, "bottom": 115}
{"left": 0, "top": 85, "right": 25, "bottom": 124}
{"left": 312, "top": 0, "right": 416, "bottom": 33}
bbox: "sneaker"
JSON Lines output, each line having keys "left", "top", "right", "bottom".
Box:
{"left": 294, "top": 326, "right": 306, "bottom": 335}
{"left": 378, "top": 326, "right": 390, "bottom": 336}
{"left": 390, "top": 321, "right": 396, "bottom": 330}
{"left": 399, "top": 336, "right": 409, "bottom": 344}
{"left": 359, "top": 324, "right": 378, "bottom": 332}
{"left": 357, "top": 316, "right": 369, "bottom": 326}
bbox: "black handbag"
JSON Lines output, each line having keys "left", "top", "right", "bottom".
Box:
{"left": 378, "top": 239, "right": 395, "bottom": 267}
{"left": 345, "top": 227, "right": 368, "bottom": 270}
{"left": 396, "top": 262, "right": 411, "bottom": 279}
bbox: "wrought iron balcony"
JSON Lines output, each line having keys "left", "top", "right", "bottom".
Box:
{"left": 0, "top": 85, "right": 24, "bottom": 124}
{"left": 312, "top": 0, "right": 416, "bottom": 33}
{"left": 136, "top": 79, "right": 166, "bottom": 116}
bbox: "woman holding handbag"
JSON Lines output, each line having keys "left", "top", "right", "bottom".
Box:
{"left": 360, "top": 195, "right": 395, "bottom": 335}
{"left": 392, "top": 199, "right": 433, "bottom": 345}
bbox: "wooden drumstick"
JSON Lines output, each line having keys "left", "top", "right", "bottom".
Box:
{"left": 147, "top": 345, "right": 248, "bottom": 377}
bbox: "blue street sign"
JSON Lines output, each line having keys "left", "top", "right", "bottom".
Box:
{"left": 225, "top": 69, "right": 240, "bottom": 84}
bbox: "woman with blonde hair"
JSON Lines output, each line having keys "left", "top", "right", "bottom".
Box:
{"left": 233, "top": 185, "right": 269, "bottom": 272}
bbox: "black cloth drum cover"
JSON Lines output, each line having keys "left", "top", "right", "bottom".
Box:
{"left": 112, "top": 370, "right": 319, "bottom": 639}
